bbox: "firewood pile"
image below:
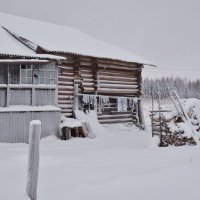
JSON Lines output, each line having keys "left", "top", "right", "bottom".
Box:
{"left": 151, "top": 91, "right": 200, "bottom": 147}
{"left": 160, "top": 115, "right": 197, "bottom": 146}
{"left": 151, "top": 111, "right": 198, "bottom": 147}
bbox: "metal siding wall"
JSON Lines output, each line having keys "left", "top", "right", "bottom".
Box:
{"left": 10, "top": 89, "right": 32, "bottom": 105}
{"left": 0, "top": 89, "right": 6, "bottom": 107}
{"left": 35, "top": 89, "right": 56, "bottom": 106}
{"left": 0, "top": 111, "right": 60, "bottom": 143}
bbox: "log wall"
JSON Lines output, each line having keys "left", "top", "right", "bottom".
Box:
{"left": 56, "top": 53, "right": 143, "bottom": 124}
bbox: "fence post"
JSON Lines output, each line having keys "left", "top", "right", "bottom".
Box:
{"left": 26, "top": 120, "right": 41, "bottom": 200}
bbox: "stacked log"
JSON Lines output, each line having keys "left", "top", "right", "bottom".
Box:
{"left": 151, "top": 112, "right": 197, "bottom": 147}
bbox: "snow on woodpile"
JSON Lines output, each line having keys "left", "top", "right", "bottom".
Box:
{"left": 150, "top": 98, "right": 200, "bottom": 147}
{"left": 0, "top": 11, "right": 153, "bottom": 65}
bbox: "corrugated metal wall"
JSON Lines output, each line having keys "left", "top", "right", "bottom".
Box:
{"left": 0, "top": 110, "right": 60, "bottom": 143}
{"left": 10, "top": 89, "right": 32, "bottom": 105}
{"left": 35, "top": 89, "right": 56, "bottom": 106}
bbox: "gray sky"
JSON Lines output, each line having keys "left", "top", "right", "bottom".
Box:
{"left": 1, "top": 0, "right": 200, "bottom": 79}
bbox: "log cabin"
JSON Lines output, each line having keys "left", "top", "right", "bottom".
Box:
{"left": 0, "top": 12, "right": 156, "bottom": 130}
{"left": 0, "top": 25, "right": 65, "bottom": 143}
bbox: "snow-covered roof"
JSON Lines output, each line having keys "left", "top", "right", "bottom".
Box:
{"left": 0, "top": 19, "right": 65, "bottom": 61}
{"left": 0, "top": 12, "right": 154, "bottom": 66}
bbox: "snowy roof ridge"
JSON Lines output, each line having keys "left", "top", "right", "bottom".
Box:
{"left": 0, "top": 11, "right": 155, "bottom": 66}
{"left": 2, "top": 26, "right": 38, "bottom": 51}
{"left": 0, "top": 26, "right": 65, "bottom": 61}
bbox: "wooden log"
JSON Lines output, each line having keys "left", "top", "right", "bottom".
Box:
{"left": 58, "top": 81, "right": 74, "bottom": 86}
{"left": 98, "top": 113, "right": 132, "bottom": 119}
{"left": 58, "top": 76, "right": 74, "bottom": 81}
{"left": 100, "top": 84, "right": 138, "bottom": 89}
{"left": 98, "top": 64, "right": 141, "bottom": 71}
{"left": 99, "top": 71, "right": 139, "bottom": 77}
{"left": 99, "top": 80, "right": 138, "bottom": 85}
{"left": 98, "top": 88, "right": 139, "bottom": 93}
{"left": 58, "top": 91, "right": 74, "bottom": 95}
{"left": 99, "top": 75, "right": 137, "bottom": 81}
{"left": 97, "top": 58, "right": 140, "bottom": 68}
{"left": 58, "top": 85, "right": 74, "bottom": 89}
{"left": 99, "top": 118, "right": 133, "bottom": 124}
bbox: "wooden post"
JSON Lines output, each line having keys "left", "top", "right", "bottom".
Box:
{"left": 151, "top": 90, "right": 154, "bottom": 137}
{"left": 92, "top": 58, "right": 99, "bottom": 95}
{"left": 158, "top": 95, "right": 163, "bottom": 146}
{"left": 138, "top": 99, "right": 146, "bottom": 130}
{"left": 73, "top": 84, "right": 79, "bottom": 110}
{"left": 26, "top": 120, "right": 41, "bottom": 200}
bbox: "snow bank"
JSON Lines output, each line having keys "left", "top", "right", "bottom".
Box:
{"left": 74, "top": 110, "right": 106, "bottom": 138}
{"left": 149, "top": 136, "right": 160, "bottom": 148}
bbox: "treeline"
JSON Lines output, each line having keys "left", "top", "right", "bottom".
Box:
{"left": 142, "top": 77, "right": 200, "bottom": 99}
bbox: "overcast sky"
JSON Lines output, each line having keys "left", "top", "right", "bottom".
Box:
{"left": 0, "top": 0, "right": 200, "bottom": 79}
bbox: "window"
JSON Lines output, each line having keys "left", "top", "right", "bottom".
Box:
{"left": 0, "top": 64, "right": 8, "bottom": 84}
{"left": 21, "top": 64, "right": 32, "bottom": 84}
{"left": 9, "top": 65, "right": 20, "bottom": 84}
{"left": 20, "top": 63, "right": 56, "bottom": 85}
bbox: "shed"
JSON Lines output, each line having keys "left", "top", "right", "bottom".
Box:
{"left": 0, "top": 25, "right": 65, "bottom": 143}
{"left": 0, "top": 12, "right": 155, "bottom": 128}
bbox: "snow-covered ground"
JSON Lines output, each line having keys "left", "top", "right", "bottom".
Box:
{"left": 1, "top": 102, "right": 200, "bottom": 200}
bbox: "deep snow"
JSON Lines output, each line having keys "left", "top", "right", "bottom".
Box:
{"left": 0, "top": 120, "right": 200, "bottom": 200}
